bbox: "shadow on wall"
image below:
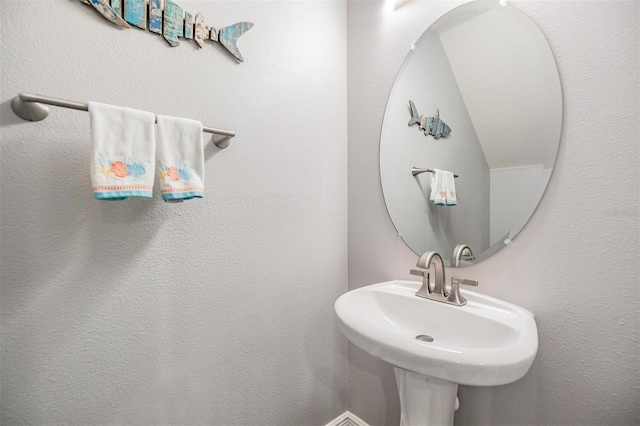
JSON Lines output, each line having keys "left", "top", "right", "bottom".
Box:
{"left": 301, "top": 302, "right": 350, "bottom": 424}
{"left": 1, "top": 93, "right": 248, "bottom": 422}
{"left": 456, "top": 338, "right": 542, "bottom": 425}
{"left": 348, "top": 344, "right": 400, "bottom": 426}
{"left": 0, "top": 97, "right": 165, "bottom": 358}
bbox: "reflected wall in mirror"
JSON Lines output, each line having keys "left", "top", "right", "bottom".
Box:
{"left": 380, "top": 0, "right": 562, "bottom": 266}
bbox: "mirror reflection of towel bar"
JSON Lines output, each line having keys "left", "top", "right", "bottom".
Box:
{"left": 412, "top": 167, "right": 459, "bottom": 178}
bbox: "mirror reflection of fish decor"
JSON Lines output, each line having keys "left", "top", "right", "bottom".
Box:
{"left": 408, "top": 100, "right": 452, "bottom": 139}
{"left": 80, "top": 0, "right": 253, "bottom": 62}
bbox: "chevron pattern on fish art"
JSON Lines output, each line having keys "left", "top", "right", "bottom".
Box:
{"left": 408, "top": 100, "right": 452, "bottom": 139}
{"left": 79, "top": 0, "right": 253, "bottom": 62}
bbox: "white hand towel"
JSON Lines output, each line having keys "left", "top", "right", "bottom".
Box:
{"left": 89, "top": 102, "right": 156, "bottom": 201}
{"left": 430, "top": 169, "right": 446, "bottom": 205}
{"left": 156, "top": 115, "right": 204, "bottom": 201}
{"left": 430, "top": 169, "right": 457, "bottom": 206}
{"left": 445, "top": 170, "right": 457, "bottom": 206}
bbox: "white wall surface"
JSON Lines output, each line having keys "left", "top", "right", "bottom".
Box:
{"left": 380, "top": 28, "right": 490, "bottom": 258}
{"left": 348, "top": 1, "right": 639, "bottom": 425}
{"left": 0, "top": 1, "right": 348, "bottom": 424}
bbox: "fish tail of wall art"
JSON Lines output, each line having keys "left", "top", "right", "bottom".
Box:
{"left": 81, "top": 0, "right": 253, "bottom": 62}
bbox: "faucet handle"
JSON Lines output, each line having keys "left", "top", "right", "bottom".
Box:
{"left": 410, "top": 268, "right": 428, "bottom": 277}
{"left": 411, "top": 269, "right": 432, "bottom": 298}
{"left": 451, "top": 277, "right": 478, "bottom": 287}
{"left": 447, "top": 277, "right": 479, "bottom": 306}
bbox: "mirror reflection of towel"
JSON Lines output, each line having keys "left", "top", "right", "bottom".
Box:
{"left": 430, "top": 169, "right": 457, "bottom": 206}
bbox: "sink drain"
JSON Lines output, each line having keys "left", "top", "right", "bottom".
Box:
{"left": 415, "top": 334, "right": 434, "bottom": 342}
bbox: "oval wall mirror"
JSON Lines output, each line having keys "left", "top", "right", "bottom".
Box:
{"left": 380, "top": 0, "right": 562, "bottom": 266}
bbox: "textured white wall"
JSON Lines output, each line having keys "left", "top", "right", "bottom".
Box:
{"left": 348, "top": 1, "right": 639, "bottom": 425}
{"left": 0, "top": 1, "right": 348, "bottom": 424}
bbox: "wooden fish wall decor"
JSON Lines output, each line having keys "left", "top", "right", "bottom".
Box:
{"left": 80, "top": 0, "right": 253, "bottom": 62}
{"left": 408, "top": 100, "right": 452, "bottom": 139}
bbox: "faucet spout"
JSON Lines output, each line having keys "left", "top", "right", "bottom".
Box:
{"left": 411, "top": 251, "right": 479, "bottom": 306}
{"left": 451, "top": 244, "right": 475, "bottom": 267}
{"left": 413, "top": 251, "right": 446, "bottom": 298}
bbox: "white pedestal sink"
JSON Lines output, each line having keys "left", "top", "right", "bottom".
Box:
{"left": 335, "top": 280, "right": 538, "bottom": 426}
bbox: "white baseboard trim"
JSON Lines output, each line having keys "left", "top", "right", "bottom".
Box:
{"left": 325, "top": 411, "right": 371, "bottom": 426}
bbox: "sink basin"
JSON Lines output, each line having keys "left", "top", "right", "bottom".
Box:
{"left": 335, "top": 280, "right": 538, "bottom": 387}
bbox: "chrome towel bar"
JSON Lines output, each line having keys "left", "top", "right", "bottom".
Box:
{"left": 412, "top": 167, "right": 459, "bottom": 178}
{"left": 10, "top": 92, "right": 236, "bottom": 148}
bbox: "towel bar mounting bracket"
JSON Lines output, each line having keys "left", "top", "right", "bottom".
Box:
{"left": 11, "top": 96, "right": 50, "bottom": 122}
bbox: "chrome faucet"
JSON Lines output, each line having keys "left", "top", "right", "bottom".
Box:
{"left": 410, "top": 251, "right": 479, "bottom": 306}
{"left": 451, "top": 244, "right": 475, "bottom": 267}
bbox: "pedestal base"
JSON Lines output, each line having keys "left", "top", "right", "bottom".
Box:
{"left": 394, "top": 367, "right": 458, "bottom": 426}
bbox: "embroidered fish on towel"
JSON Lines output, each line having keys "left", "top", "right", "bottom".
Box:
{"left": 96, "top": 154, "right": 147, "bottom": 179}
{"left": 157, "top": 160, "right": 195, "bottom": 183}
{"left": 408, "top": 100, "right": 452, "bottom": 139}
{"left": 80, "top": 0, "right": 253, "bottom": 62}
